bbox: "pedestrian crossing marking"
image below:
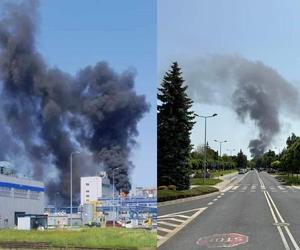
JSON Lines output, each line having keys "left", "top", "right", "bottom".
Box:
{"left": 226, "top": 185, "right": 297, "bottom": 193}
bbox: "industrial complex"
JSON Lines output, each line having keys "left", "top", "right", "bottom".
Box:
{"left": 0, "top": 161, "right": 156, "bottom": 230}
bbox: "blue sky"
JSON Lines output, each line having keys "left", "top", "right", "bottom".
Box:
{"left": 158, "top": 0, "right": 300, "bottom": 157}
{"left": 37, "top": 0, "right": 156, "bottom": 187}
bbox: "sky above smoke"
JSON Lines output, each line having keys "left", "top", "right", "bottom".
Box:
{"left": 186, "top": 55, "right": 300, "bottom": 157}
{"left": 158, "top": 0, "right": 300, "bottom": 158}
{"left": 0, "top": 0, "right": 149, "bottom": 203}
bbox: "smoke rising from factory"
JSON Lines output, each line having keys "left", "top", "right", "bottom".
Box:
{"left": 0, "top": 0, "right": 149, "bottom": 203}
{"left": 185, "top": 55, "right": 300, "bottom": 157}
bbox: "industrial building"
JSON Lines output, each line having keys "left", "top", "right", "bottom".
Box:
{"left": 80, "top": 172, "right": 113, "bottom": 205}
{"left": 0, "top": 162, "right": 45, "bottom": 228}
{"left": 97, "top": 197, "right": 157, "bottom": 222}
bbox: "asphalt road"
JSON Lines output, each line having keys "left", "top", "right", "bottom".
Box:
{"left": 158, "top": 170, "right": 300, "bottom": 250}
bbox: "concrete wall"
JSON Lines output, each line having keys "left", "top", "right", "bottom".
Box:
{"left": 0, "top": 175, "right": 44, "bottom": 228}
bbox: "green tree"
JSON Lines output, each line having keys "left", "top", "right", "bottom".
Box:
{"left": 236, "top": 150, "right": 247, "bottom": 169}
{"left": 158, "top": 62, "right": 195, "bottom": 190}
{"left": 286, "top": 133, "right": 299, "bottom": 148}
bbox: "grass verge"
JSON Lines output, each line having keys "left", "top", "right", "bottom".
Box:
{"left": 275, "top": 174, "right": 300, "bottom": 185}
{"left": 0, "top": 228, "right": 156, "bottom": 249}
{"left": 191, "top": 178, "right": 222, "bottom": 186}
{"left": 210, "top": 169, "right": 237, "bottom": 178}
{"left": 158, "top": 186, "right": 218, "bottom": 202}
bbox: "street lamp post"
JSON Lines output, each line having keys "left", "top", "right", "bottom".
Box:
{"left": 55, "top": 192, "right": 60, "bottom": 214}
{"left": 214, "top": 140, "right": 228, "bottom": 173}
{"left": 112, "top": 167, "right": 120, "bottom": 228}
{"left": 227, "top": 149, "right": 236, "bottom": 182}
{"left": 70, "top": 151, "right": 80, "bottom": 228}
{"left": 215, "top": 140, "right": 227, "bottom": 158}
{"left": 195, "top": 113, "right": 218, "bottom": 181}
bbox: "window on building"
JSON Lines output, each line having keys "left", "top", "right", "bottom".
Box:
{"left": 86, "top": 195, "right": 89, "bottom": 197}
{"left": 86, "top": 183, "right": 89, "bottom": 186}
{"left": 86, "top": 190, "right": 89, "bottom": 193}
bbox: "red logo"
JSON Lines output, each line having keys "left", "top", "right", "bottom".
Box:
{"left": 196, "top": 233, "right": 248, "bottom": 248}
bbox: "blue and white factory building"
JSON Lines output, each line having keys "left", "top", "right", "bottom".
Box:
{"left": 0, "top": 162, "right": 45, "bottom": 228}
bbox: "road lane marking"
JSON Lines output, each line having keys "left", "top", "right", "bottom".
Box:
{"left": 158, "top": 221, "right": 177, "bottom": 227}
{"left": 157, "top": 207, "right": 207, "bottom": 247}
{"left": 258, "top": 171, "right": 300, "bottom": 250}
{"left": 237, "top": 171, "right": 250, "bottom": 183}
{"left": 213, "top": 198, "right": 218, "bottom": 201}
{"left": 222, "top": 185, "right": 233, "bottom": 192}
{"left": 265, "top": 191, "right": 300, "bottom": 250}
{"left": 168, "top": 218, "right": 185, "bottom": 223}
{"left": 208, "top": 202, "right": 213, "bottom": 205}
{"left": 232, "top": 186, "right": 239, "bottom": 190}
{"left": 217, "top": 195, "right": 222, "bottom": 198}
{"left": 278, "top": 186, "right": 285, "bottom": 190}
{"left": 158, "top": 227, "right": 173, "bottom": 233}
{"left": 174, "top": 215, "right": 190, "bottom": 219}
{"left": 263, "top": 191, "right": 290, "bottom": 250}
{"left": 158, "top": 208, "right": 202, "bottom": 218}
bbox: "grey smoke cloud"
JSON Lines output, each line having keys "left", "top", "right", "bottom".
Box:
{"left": 185, "top": 54, "right": 300, "bottom": 157}
{"left": 0, "top": 0, "right": 149, "bottom": 203}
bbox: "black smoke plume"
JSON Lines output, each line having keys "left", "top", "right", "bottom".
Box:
{"left": 0, "top": 0, "right": 149, "bottom": 203}
{"left": 185, "top": 55, "right": 299, "bottom": 157}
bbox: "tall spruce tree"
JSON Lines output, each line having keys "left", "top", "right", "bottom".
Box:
{"left": 158, "top": 62, "right": 195, "bottom": 190}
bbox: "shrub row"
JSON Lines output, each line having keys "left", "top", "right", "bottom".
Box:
{"left": 158, "top": 186, "right": 218, "bottom": 202}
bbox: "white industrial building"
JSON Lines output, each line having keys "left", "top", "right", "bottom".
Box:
{"left": 80, "top": 173, "right": 113, "bottom": 205}
{"left": 0, "top": 162, "right": 45, "bottom": 228}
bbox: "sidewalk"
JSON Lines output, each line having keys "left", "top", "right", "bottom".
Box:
{"left": 190, "top": 172, "right": 238, "bottom": 191}
{"left": 292, "top": 185, "right": 300, "bottom": 190}
{"left": 214, "top": 172, "right": 238, "bottom": 191}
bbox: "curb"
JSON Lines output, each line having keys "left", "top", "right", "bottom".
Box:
{"left": 292, "top": 185, "right": 300, "bottom": 190}
{"left": 158, "top": 190, "right": 220, "bottom": 207}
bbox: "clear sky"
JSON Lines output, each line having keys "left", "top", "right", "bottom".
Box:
{"left": 37, "top": 0, "right": 156, "bottom": 187}
{"left": 158, "top": 0, "right": 300, "bottom": 157}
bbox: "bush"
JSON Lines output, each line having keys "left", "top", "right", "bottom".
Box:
{"left": 158, "top": 186, "right": 168, "bottom": 190}
{"left": 168, "top": 185, "right": 176, "bottom": 190}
